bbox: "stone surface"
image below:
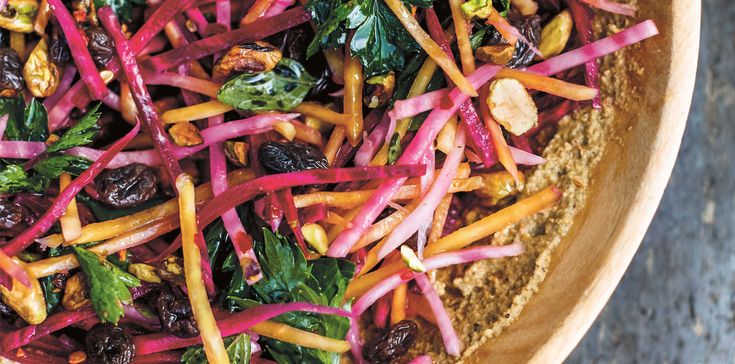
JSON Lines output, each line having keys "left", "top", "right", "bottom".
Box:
{"left": 569, "top": 2, "right": 735, "bottom": 363}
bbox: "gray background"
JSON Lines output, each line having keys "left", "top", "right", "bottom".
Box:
{"left": 568, "top": 1, "right": 734, "bottom": 363}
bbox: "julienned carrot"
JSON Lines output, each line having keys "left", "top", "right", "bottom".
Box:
{"left": 449, "top": 0, "right": 475, "bottom": 74}
{"left": 290, "top": 120, "right": 324, "bottom": 147}
{"left": 0, "top": 250, "right": 30, "bottom": 288}
{"left": 293, "top": 177, "right": 481, "bottom": 209}
{"left": 345, "top": 186, "right": 562, "bottom": 299}
{"left": 497, "top": 68, "right": 598, "bottom": 101}
{"left": 383, "top": 0, "right": 476, "bottom": 97}
{"left": 344, "top": 36, "right": 364, "bottom": 147}
{"left": 39, "top": 170, "right": 254, "bottom": 248}
{"left": 291, "top": 103, "right": 351, "bottom": 126}
{"left": 479, "top": 84, "right": 520, "bottom": 184}
{"left": 143, "top": 71, "right": 221, "bottom": 98}
{"left": 391, "top": 283, "right": 408, "bottom": 325}
{"left": 428, "top": 194, "right": 453, "bottom": 246}
{"left": 58, "top": 173, "right": 82, "bottom": 243}
{"left": 240, "top": 0, "right": 275, "bottom": 25}
{"left": 324, "top": 126, "right": 346, "bottom": 166}
{"left": 324, "top": 48, "right": 345, "bottom": 84}
{"left": 250, "top": 321, "right": 351, "bottom": 353}
{"left": 160, "top": 100, "right": 235, "bottom": 124}
{"left": 176, "top": 174, "right": 229, "bottom": 364}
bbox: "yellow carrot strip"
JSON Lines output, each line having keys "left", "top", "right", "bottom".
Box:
{"left": 391, "top": 283, "right": 408, "bottom": 324}
{"left": 250, "top": 321, "right": 351, "bottom": 353}
{"left": 427, "top": 194, "right": 453, "bottom": 246}
{"left": 383, "top": 0, "right": 476, "bottom": 96}
{"left": 34, "top": 0, "right": 51, "bottom": 35}
{"left": 10, "top": 32, "right": 25, "bottom": 60}
{"left": 324, "top": 126, "right": 346, "bottom": 166}
{"left": 240, "top": 0, "right": 274, "bottom": 25}
{"left": 292, "top": 103, "right": 350, "bottom": 126}
{"left": 497, "top": 68, "right": 598, "bottom": 101}
{"left": 479, "top": 84, "right": 520, "bottom": 184}
{"left": 449, "top": 0, "right": 476, "bottom": 74}
{"left": 177, "top": 174, "right": 229, "bottom": 364}
{"left": 120, "top": 83, "right": 138, "bottom": 125}
{"left": 294, "top": 177, "right": 481, "bottom": 209}
{"left": 327, "top": 207, "right": 359, "bottom": 241}
{"left": 41, "top": 170, "right": 255, "bottom": 247}
{"left": 58, "top": 173, "right": 82, "bottom": 242}
{"left": 322, "top": 211, "right": 347, "bottom": 225}
{"left": 291, "top": 120, "right": 323, "bottom": 147}
{"left": 371, "top": 57, "right": 439, "bottom": 165}
{"left": 27, "top": 215, "right": 180, "bottom": 279}
{"left": 323, "top": 48, "right": 345, "bottom": 85}
{"left": 161, "top": 100, "right": 234, "bottom": 124}
{"left": 346, "top": 186, "right": 562, "bottom": 298}
{"left": 343, "top": 37, "right": 364, "bottom": 146}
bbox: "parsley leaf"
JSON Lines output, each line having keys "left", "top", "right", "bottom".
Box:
{"left": 181, "top": 333, "right": 252, "bottom": 364}
{"left": 32, "top": 155, "right": 92, "bottom": 179}
{"left": 93, "top": 0, "right": 145, "bottom": 22}
{"left": 1, "top": 97, "right": 48, "bottom": 142}
{"left": 72, "top": 246, "right": 141, "bottom": 324}
{"left": 0, "top": 165, "right": 44, "bottom": 193}
{"left": 47, "top": 103, "right": 101, "bottom": 153}
{"left": 225, "top": 229, "right": 354, "bottom": 364}
{"left": 217, "top": 58, "right": 316, "bottom": 112}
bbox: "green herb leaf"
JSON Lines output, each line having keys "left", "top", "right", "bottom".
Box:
{"left": 217, "top": 58, "right": 316, "bottom": 112}
{"left": 93, "top": 0, "right": 145, "bottom": 22}
{"left": 1, "top": 97, "right": 48, "bottom": 142}
{"left": 0, "top": 164, "right": 44, "bottom": 193}
{"left": 47, "top": 103, "right": 101, "bottom": 153}
{"left": 181, "top": 333, "right": 252, "bottom": 364}
{"left": 72, "top": 246, "right": 141, "bottom": 324}
{"left": 32, "top": 155, "right": 92, "bottom": 179}
{"left": 387, "top": 132, "right": 402, "bottom": 164}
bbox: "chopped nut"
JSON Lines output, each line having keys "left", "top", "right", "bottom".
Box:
{"left": 400, "top": 245, "right": 426, "bottom": 273}
{"left": 214, "top": 41, "right": 282, "bottom": 78}
{"left": 511, "top": 0, "right": 539, "bottom": 15}
{"left": 273, "top": 121, "right": 296, "bottom": 141}
{"left": 487, "top": 78, "right": 538, "bottom": 136}
{"left": 538, "top": 10, "right": 573, "bottom": 59}
{"left": 301, "top": 223, "right": 328, "bottom": 255}
{"left": 473, "top": 171, "right": 525, "bottom": 207}
{"left": 127, "top": 263, "right": 161, "bottom": 283}
{"left": 99, "top": 69, "right": 114, "bottom": 83}
{"left": 0, "top": 259, "right": 46, "bottom": 325}
{"left": 157, "top": 256, "right": 184, "bottom": 283}
{"left": 0, "top": 0, "right": 39, "bottom": 33}
{"left": 363, "top": 72, "right": 395, "bottom": 108}
{"left": 475, "top": 44, "right": 515, "bottom": 66}
{"left": 23, "top": 36, "right": 60, "bottom": 97}
{"left": 169, "top": 122, "right": 203, "bottom": 147}
{"left": 62, "top": 272, "right": 90, "bottom": 311}
{"left": 224, "top": 141, "right": 249, "bottom": 167}
{"left": 67, "top": 351, "right": 87, "bottom": 364}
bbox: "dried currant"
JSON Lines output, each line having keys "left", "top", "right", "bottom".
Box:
{"left": 363, "top": 320, "right": 418, "bottom": 363}
{"left": 0, "top": 47, "right": 24, "bottom": 97}
{"left": 50, "top": 26, "right": 71, "bottom": 65}
{"left": 94, "top": 164, "right": 158, "bottom": 208}
{"left": 258, "top": 141, "right": 328, "bottom": 175}
{"left": 85, "top": 26, "right": 114, "bottom": 67}
{"left": 152, "top": 285, "right": 199, "bottom": 338}
{"left": 0, "top": 199, "right": 23, "bottom": 231}
{"left": 85, "top": 323, "right": 135, "bottom": 364}
{"left": 486, "top": 15, "right": 541, "bottom": 69}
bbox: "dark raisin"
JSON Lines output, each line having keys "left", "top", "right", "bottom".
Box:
{"left": 49, "top": 25, "right": 71, "bottom": 65}
{"left": 94, "top": 164, "right": 158, "bottom": 208}
{"left": 0, "top": 48, "right": 23, "bottom": 97}
{"left": 258, "top": 141, "right": 328, "bottom": 175}
{"left": 486, "top": 15, "right": 541, "bottom": 69}
{"left": 536, "top": 0, "right": 562, "bottom": 13}
{"left": 85, "top": 26, "right": 114, "bottom": 67}
{"left": 51, "top": 271, "right": 70, "bottom": 290}
{"left": 152, "top": 285, "right": 199, "bottom": 338}
{"left": 85, "top": 323, "right": 135, "bottom": 364}
{"left": 0, "top": 199, "right": 24, "bottom": 231}
{"left": 363, "top": 320, "right": 418, "bottom": 363}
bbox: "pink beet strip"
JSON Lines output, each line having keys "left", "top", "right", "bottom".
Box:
{"left": 372, "top": 292, "right": 391, "bottom": 329}
{"left": 354, "top": 113, "right": 391, "bottom": 166}
{"left": 408, "top": 355, "right": 433, "bottom": 364}
{"left": 146, "top": 6, "right": 310, "bottom": 72}
{"left": 352, "top": 243, "right": 524, "bottom": 316}
{"left": 0, "top": 248, "right": 30, "bottom": 288}
{"left": 264, "top": 0, "right": 295, "bottom": 17}
{"left": 347, "top": 315, "right": 367, "bottom": 364}
{"left": 142, "top": 70, "right": 221, "bottom": 97}
{"left": 47, "top": 0, "right": 108, "bottom": 100}
{"left": 377, "top": 129, "right": 466, "bottom": 261}
{"left": 134, "top": 302, "right": 350, "bottom": 354}
{"left": 579, "top": 0, "right": 637, "bottom": 16}
{"left": 509, "top": 146, "right": 546, "bottom": 165}
{"left": 389, "top": 89, "right": 449, "bottom": 123}
{"left": 1, "top": 122, "right": 140, "bottom": 257}
{"left": 568, "top": 0, "right": 602, "bottom": 108}
{"left": 0, "top": 114, "right": 8, "bottom": 138}
{"left": 326, "top": 64, "right": 502, "bottom": 258}
{"left": 332, "top": 108, "right": 384, "bottom": 168}
{"left": 415, "top": 274, "right": 460, "bottom": 356}
{"left": 185, "top": 7, "right": 210, "bottom": 36}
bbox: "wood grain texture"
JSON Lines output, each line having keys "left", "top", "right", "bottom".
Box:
{"left": 464, "top": 1, "right": 700, "bottom": 362}
{"left": 569, "top": 1, "right": 734, "bottom": 362}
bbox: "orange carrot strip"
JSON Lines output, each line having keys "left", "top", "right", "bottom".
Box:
{"left": 383, "top": 0, "right": 477, "bottom": 96}
{"left": 479, "top": 84, "right": 520, "bottom": 184}
{"left": 324, "top": 126, "right": 346, "bottom": 166}
{"left": 240, "top": 0, "right": 275, "bottom": 25}
{"left": 161, "top": 100, "right": 234, "bottom": 124}
{"left": 177, "top": 174, "right": 229, "bottom": 363}
{"left": 497, "top": 68, "right": 598, "bottom": 101}
{"left": 449, "top": 0, "right": 475, "bottom": 74}
{"left": 343, "top": 37, "right": 364, "bottom": 146}
{"left": 427, "top": 194, "right": 453, "bottom": 246}
{"left": 346, "top": 186, "right": 562, "bottom": 298}
{"left": 292, "top": 103, "right": 351, "bottom": 126}
{"left": 58, "top": 173, "right": 82, "bottom": 243}
{"left": 391, "top": 283, "right": 408, "bottom": 324}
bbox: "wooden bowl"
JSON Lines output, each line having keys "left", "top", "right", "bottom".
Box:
{"left": 465, "top": 1, "right": 700, "bottom": 362}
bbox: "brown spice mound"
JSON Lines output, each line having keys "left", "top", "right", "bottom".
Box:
{"left": 403, "top": 14, "right": 641, "bottom": 363}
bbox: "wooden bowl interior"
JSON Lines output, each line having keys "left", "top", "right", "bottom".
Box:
{"left": 465, "top": 1, "right": 700, "bottom": 362}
